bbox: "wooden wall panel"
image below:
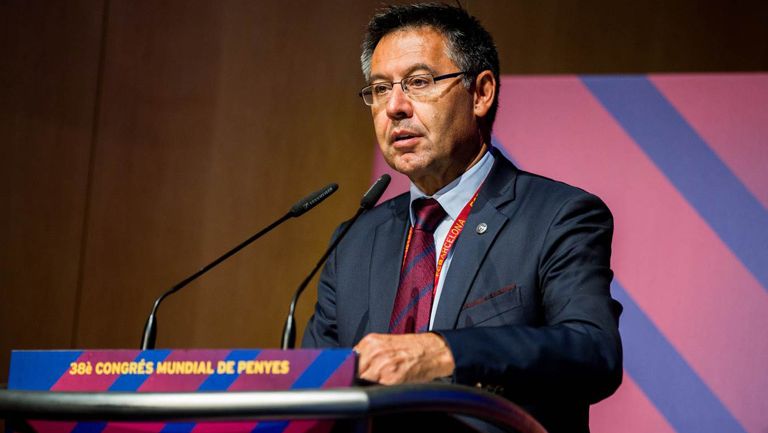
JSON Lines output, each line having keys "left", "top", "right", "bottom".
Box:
{"left": 0, "top": 0, "right": 105, "bottom": 382}
{"left": 75, "top": 0, "right": 379, "bottom": 350}
{"left": 2, "top": 0, "right": 767, "bottom": 383}
{"left": 469, "top": 0, "right": 768, "bottom": 73}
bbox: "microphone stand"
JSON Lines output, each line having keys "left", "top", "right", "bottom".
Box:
{"left": 140, "top": 183, "right": 338, "bottom": 350}
{"left": 281, "top": 174, "right": 391, "bottom": 349}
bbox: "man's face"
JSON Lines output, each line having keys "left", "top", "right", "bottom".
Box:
{"left": 369, "top": 27, "right": 482, "bottom": 192}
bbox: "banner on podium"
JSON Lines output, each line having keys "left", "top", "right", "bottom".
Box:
{"left": 8, "top": 348, "right": 356, "bottom": 433}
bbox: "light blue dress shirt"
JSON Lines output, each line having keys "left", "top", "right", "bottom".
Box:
{"left": 407, "top": 149, "right": 495, "bottom": 328}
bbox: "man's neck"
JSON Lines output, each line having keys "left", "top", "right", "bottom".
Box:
{"left": 413, "top": 143, "right": 489, "bottom": 196}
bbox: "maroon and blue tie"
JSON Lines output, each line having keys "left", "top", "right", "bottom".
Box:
{"left": 389, "top": 198, "right": 447, "bottom": 334}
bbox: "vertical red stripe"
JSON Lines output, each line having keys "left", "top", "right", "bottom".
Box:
{"left": 590, "top": 373, "right": 676, "bottom": 433}
{"left": 50, "top": 351, "right": 139, "bottom": 391}
{"left": 225, "top": 350, "right": 319, "bottom": 391}
{"left": 100, "top": 422, "right": 167, "bottom": 433}
{"left": 27, "top": 421, "right": 78, "bottom": 433}
{"left": 138, "top": 350, "right": 229, "bottom": 392}
{"left": 494, "top": 75, "right": 767, "bottom": 433}
{"left": 191, "top": 422, "right": 257, "bottom": 433}
{"left": 650, "top": 74, "right": 768, "bottom": 210}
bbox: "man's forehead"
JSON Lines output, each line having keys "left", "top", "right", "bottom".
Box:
{"left": 369, "top": 27, "right": 455, "bottom": 81}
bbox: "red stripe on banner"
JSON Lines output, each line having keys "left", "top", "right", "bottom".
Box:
{"left": 100, "top": 422, "right": 167, "bottom": 433}
{"left": 650, "top": 74, "right": 768, "bottom": 210}
{"left": 282, "top": 420, "right": 334, "bottom": 433}
{"left": 50, "top": 351, "right": 139, "bottom": 391}
{"left": 318, "top": 355, "right": 355, "bottom": 388}
{"left": 590, "top": 372, "right": 676, "bottom": 433}
{"left": 28, "top": 421, "right": 78, "bottom": 433}
{"left": 189, "top": 422, "right": 257, "bottom": 433}
{"left": 225, "top": 350, "right": 320, "bottom": 391}
{"left": 138, "top": 350, "right": 230, "bottom": 392}
{"left": 494, "top": 75, "right": 767, "bottom": 433}
{"left": 190, "top": 352, "right": 324, "bottom": 433}
{"left": 132, "top": 351, "right": 232, "bottom": 433}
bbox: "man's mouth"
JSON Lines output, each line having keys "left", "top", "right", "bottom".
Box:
{"left": 391, "top": 130, "right": 421, "bottom": 146}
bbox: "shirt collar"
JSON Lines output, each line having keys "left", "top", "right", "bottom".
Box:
{"left": 409, "top": 149, "right": 495, "bottom": 224}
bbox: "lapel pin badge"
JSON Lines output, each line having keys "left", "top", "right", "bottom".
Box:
{"left": 475, "top": 223, "right": 488, "bottom": 234}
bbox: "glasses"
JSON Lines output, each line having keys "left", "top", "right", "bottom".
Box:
{"left": 359, "top": 71, "right": 466, "bottom": 106}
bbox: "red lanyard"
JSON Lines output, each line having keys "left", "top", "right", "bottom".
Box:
{"left": 402, "top": 186, "right": 482, "bottom": 296}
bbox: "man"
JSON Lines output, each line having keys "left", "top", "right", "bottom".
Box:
{"left": 303, "top": 3, "right": 622, "bottom": 432}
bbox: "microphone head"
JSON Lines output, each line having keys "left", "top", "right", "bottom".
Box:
{"left": 360, "top": 174, "right": 391, "bottom": 209}
{"left": 290, "top": 183, "right": 339, "bottom": 217}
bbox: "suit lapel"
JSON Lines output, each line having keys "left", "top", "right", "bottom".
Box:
{"left": 368, "top": 199, "right": 409, "bottom": 333}
{"left": 431, "top": 196, "right": 508, "bottom": 329}
{"left": 432, "top": 152, "right": 519, "bottom": 330}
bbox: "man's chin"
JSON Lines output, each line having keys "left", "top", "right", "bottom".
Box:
{"left": 389, "top": 154, "right": 429, "bottom": 177}
{"left": 391, "top": 162, "right": 428, "bottom": 180}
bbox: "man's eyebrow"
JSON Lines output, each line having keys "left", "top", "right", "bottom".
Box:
{"left": 368, "top": 63, "right": 438, "bottom": 84}
{"left": 402, "top": 63, "right": 437, "bottom": 77}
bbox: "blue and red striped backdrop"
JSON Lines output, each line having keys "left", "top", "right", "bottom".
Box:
{"left": 372, "top": 73, "right": 768, "bottom": 433}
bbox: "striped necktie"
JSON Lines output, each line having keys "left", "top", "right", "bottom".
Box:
{"left": 389, "top": 198, "right": 447, "bottom": 334}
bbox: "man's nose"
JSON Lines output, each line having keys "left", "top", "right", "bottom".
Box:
{"left": 385, "top": 85, "right": 413, "bottom": 120}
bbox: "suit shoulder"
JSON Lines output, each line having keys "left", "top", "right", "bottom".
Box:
{"left": 332, "top": 191, "right": 408, "bottom": 237}
{"left": 357, "top": 191, "right": 409, "bottom": 226}
{"left": 516, "top": 170, "right": 608, "bottom": 209}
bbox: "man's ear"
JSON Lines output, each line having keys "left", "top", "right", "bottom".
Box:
{"left": 473, "top": 70, "right": 496, "bottom": 118}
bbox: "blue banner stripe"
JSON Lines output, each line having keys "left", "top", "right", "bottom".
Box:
{"left": 291, "top": 350, "right": 349, "bottom": 389}
{"left": 160, "top": 422, "right": 197, "bottom": 433}
{"left": 109, "top": 349, "right": 172, "bottom": 391}
{"left": 7, "top": 350, "right": 83, "bottom": 390}
{"left": 71, "top": 422, "right": 107, "bottom": 433}
{"left": 253, "top": 350, "right": 350, "bottom": 433}
{"left": 158, "top": 350, "right": 261, "bottom": 433}
{"left": 582, "top": 76, "right": 768, "bottom": 292}
{"left": 197, "top": 349, "right": 262, "bottom": 391}
{"left": 613, "top": 279, "right": 746, "bottom": 433}
{"left": 251, "top": 421, "right": 290, "bottom": 432}
{"left": 72, "top": 350, "right": 173, "bottom": 433}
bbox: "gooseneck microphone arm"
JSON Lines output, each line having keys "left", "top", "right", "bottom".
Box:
{"left": 281, "top": 174, "right": 391, "bottom": 350}
{"left": 140, "top": 183, "right": 339, "bottom": 350}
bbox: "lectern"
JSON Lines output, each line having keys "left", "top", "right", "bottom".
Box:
{"left": 1, "top": 349, "right": 546, "bottom": 433}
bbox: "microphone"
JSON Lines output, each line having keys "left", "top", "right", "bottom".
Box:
{"left": 140, "top": 183, "right": 339, "bottom": 350}
{"left": 281, "top": 174, "right": 391, "bottom": 349}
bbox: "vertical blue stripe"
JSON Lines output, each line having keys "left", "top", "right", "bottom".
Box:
{"left": 159, "top": 422, "right": 198, "bottom": 433}
{"left": 71, "top": 422, "right": 108, "bottom": 433}
{"left": 583, "top": 75, "right": 768, "bottom": 292}
{"left": 496, "top": 130, "right": 747, "bottom": 433}
{"left": 7, "top": 350, "right": 83, "bottom": 390}
{"left": 251, "top": 421, "right": 290, "bottom": 432}
{"left": 291, "top": 350, "right": 351, "bottom": 389}
{"left": 251, "top": 350, "right": 351, "bottom": 433}
{"left": 158, "top": 350, "right": 261, "bottom": 433}
{"left": 613, "top": 279, "right": 747, "bottom": 433}
{"left": 72, "top": 350, "right": 173, "bottom": 433}
{"left": 197, "top": 349, "right": 261, "bottom": 391}
{"left": 109, "top": 349, "right": 172, "bottom": 391}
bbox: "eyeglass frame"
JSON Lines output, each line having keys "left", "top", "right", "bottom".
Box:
{"left": 358, "top": 71, "right": 467, "bottom": 106}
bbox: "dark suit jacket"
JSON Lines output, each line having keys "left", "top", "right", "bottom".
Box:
{"left": 303, "top": 151, "right": 623, "bottom": 433}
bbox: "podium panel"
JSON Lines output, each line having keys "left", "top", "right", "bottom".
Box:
{"left": 8, "top": 349, "right": 356, "bottom": 433}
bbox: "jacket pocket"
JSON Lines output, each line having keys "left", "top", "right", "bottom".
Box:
{"left": 460, "top": 284, "right": 522, "bottom": 326}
